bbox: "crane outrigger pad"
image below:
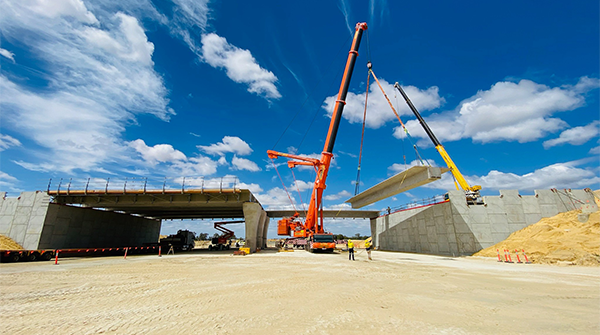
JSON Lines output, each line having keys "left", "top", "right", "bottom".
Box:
{"left": 346, "top": 166, "right": 451, "bottom": 209}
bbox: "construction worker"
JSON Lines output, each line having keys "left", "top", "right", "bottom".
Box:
{"left": 365, "top": 237, "right": 373, "bottom": 260}
{"left": 347, "top": 239, "right": 355, "bottom": 261}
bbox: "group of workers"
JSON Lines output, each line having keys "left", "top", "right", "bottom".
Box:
{"left": 347, "top": 238, "right": 372, "bottom": 261}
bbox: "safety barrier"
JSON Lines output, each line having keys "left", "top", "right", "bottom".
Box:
{"left": 382, "top": 194, "right": 448, "bottom": 216}
{"left": 495, "top": 249, "right": 532, "bottom": 264}
{"left": 47, "top": 176, "right": 242, "bottom": 195}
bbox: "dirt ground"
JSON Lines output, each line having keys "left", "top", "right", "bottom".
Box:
{"left": 1, "top": 249, "right": 598, "bottom": 334}
{"left": 0, "top": 235, "right": 23, "bottom": 250}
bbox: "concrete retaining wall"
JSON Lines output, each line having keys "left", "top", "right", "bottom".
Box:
{"left": 38, "top": 204, "right": 161, "bottom": 249}
{"left": 1, "top": 192, "right": 161, "bottom": 250}
{"left": 0, "top": 191, "right": 51, "bottom": 250}
{"left": 371, "top": 189, "right": 597, "bottom": 256}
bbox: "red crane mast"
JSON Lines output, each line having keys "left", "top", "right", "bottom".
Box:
{"left": 268, "top": 22, "right": 368, "bottom": 240}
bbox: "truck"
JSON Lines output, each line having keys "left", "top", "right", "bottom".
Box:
{"left": 267, "top": 22, "right": 368, "bottom": 253}
{"left": 305, "top": 233, "right": 336, "bottom": 253}
{"left": 160, "top": 230, "right": 195, "bottom": 252}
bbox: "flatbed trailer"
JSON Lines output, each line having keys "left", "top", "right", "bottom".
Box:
{"left": 1, "top": 249, "right": 55, "bottom": 262}
{"left": 1, "top": 246, "right": 160, "bottom": 263}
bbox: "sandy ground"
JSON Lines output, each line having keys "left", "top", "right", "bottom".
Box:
{"left": 1, "top": 249, "right": 599, "bottom": 335}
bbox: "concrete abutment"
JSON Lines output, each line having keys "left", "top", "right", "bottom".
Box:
{"left": 371, "top": 189, "right": 597, "bottom": 256}
{"left": 1, "top": 191, "right": 161, "bottom": 250}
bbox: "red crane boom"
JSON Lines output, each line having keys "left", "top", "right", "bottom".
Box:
{"left": 268, "top": 22, "right": 368, "bottom": 240}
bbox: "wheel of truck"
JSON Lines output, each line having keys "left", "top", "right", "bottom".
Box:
{"left": 10, "top": 253, "right": 20, "bottom": 262}
{"left": 218, "top": 244, "right": 224, "bottom": 251}
{"left": 208, "top": 245, "right": 213, "bottom": 251}
{"left": 41, "top": 252, "right": 53, "bottom": 261}
{"left": 27, "top": 253, "right": 38, "bottom": 261}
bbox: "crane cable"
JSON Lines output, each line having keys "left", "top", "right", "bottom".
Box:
{"left": 369, "top": 68, "right": 427, "bottom": 167}
{"left": 269, "top": 157, "right": 297, "bottom": 213}
{"left": 354, "top": 69, "right": 371, "bottom": 195}
{"left": 290, "top": 168, "right": 307, "bottom": 216}
{"left": 393, "top": 92, "right": 408, "bottom": 169}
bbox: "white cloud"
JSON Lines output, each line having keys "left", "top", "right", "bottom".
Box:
{"left": 198, "top": 136, "right": 253, "bottom": 156}
{"left": 236, "top": 181, "right": 263, "bottom": 194}
{"left": 23, "top": 0, "right": 99, "bottom": 24}
{"left": 171, "top": 0, "right": 210, "bottom": 30}
{"left": 0, "top": 171, "right": 17, "bottom": 183}
{"left": 0, "top": 4, "right": 172, "bottom": 173}
{"left": 0, "top": 134, "right": 21, "bottom": 151}
{"left": 201, "top": 33, "right": 281, "bottom": 99}
{"left": 324, "top": 78, "right": 444, "bottom": 129}
{"left": 368, "top": 0, "right": 389, "bottom": 27}
{"left": 396, "top": 77, "right": 600, "bottom": 145}
{"left": 168, "top": 156, "right": 219, "bottom": 176}
{"left": 324, "top": 202, "right": 353, "bottom": 211}
{"left": 290, "top": 180, "right": 314, "bottom": 192}
{"left": 253, "top": 187, "right": 297, "bottom": 209}
{"left": 286, "top": 146, "right": 298, "bottom": 154}
{"left": 231, "top": 155, "right": 261, "bottom": 172}
{"left": 0, "top": 171, "right": 20, "bottom": 194}
{"left": 424, "top": 159, "right": 600, "bottom": 192}
{"left": 324, "top": 190, "right": 351, "bottom": 201}
{"left": 543, "top": 121, "right": 600, "bottom": 149}
{"left": 159, "top": 1, "right": 280, "bottom": 100}
{"left": 79, "top": 12, "right": 155, "bottom": 65}
{"left": 129, "top": 139, "right": 186, "bottom": 165}
{"left": 0, "top": 48, "right": 15, "bottom": 62}
{"left": 337, "top": 0, "right": 353, "bottom": 36}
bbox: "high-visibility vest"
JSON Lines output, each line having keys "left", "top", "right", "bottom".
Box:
{"left": 348, "top": 241, "right": 354, "bottom": 248}
{"left": 365, "top": 240, "right": 371, "bottom": 248}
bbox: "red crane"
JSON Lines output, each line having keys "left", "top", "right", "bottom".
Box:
{"left": 267, "top": 22, "right": 368, "bottom": 251}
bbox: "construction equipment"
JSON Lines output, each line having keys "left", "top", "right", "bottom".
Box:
{"left": 267, "top": 22, "right": 368, "bottom": 252}
{"left": 209, "top": 220, "right": 243, "bottom": 251}
{"left": 393, "top": 82, "right": 483, "bottom": 203}
{"left": 160, "top": 230, "right": 195, "bottom": 251}
{"left": 1, "top": 249, "right": 55, "bottom": 262}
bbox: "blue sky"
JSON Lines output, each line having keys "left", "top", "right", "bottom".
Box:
{"left": 1, "top": 0, "right": 598, "bottom": 239}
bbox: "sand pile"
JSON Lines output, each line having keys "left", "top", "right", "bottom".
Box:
{"left": 474, "top": 195, "right": 600, "bottom": 266}
{"left": 0, "top": 234, "right": 24, "bottom": 250}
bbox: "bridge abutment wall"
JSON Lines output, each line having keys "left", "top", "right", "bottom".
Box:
{"left": 1, "top": 192, "right": 161, "bottom": 250}
{"left": 371, "top": 189, "right": 597, "bottom": 256}
{"left": 39, "top": 204, "right": 161, "bottom": 249}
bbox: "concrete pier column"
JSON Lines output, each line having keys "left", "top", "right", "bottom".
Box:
{"left": 243, "top": 202, "right": 267, "bottom": 253}
{"left": 260, "top": 217, "right": 270, "bottom": 249}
